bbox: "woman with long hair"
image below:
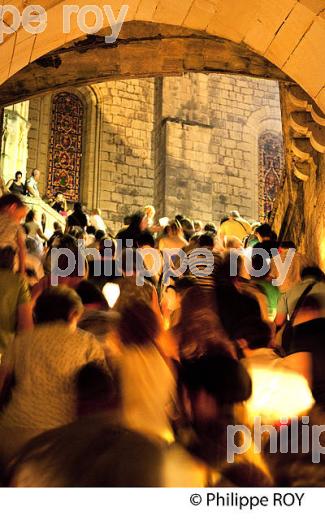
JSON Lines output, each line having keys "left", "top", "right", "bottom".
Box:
{"left": 159, "top": 220, "right": 188, "bottom": 251}
{"left": 7, "top": 172, "right": 25, "bottom": 196}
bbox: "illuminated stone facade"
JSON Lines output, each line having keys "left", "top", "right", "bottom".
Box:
{"left": 22, "top": 73, "right": 283, "bottom": 230}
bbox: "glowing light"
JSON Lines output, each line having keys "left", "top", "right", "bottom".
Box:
{"left": 102, "top": 282, "right": 120, "bottom": 308}
{"left": 246, "top": 367, "right": 314, "bottom": 424}
{"left": 320, "top": 234, "right": 325, "bottom": 272}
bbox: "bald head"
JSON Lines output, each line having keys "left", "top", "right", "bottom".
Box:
{"left": 32, "top": 169, "right": 40, "bottom": 181}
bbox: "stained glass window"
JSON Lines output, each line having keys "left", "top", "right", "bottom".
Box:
{"left": 258, "top": 131, "right": 284, "bottom": 221}
{"left": 47, "top": 92, "right": 84, "bottom": 202}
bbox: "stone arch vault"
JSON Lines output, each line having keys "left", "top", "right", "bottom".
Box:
{"left": 0, "top": 1, "right": 324, "bottom": 111}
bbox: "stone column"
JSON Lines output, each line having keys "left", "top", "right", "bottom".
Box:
{"left": 0, "top": 101, "right": 30, "bottom": 184}
{"left": 272, "top": 83, "right": 325, "bottom": 268}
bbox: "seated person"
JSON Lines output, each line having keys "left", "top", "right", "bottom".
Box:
{"left": 51, "top": 192, "right": 67, "bottom": 214}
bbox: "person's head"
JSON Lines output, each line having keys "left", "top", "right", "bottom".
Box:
{"left": 86, "top": 226, "right": 96, "bottom": 236}
{"left": 177, "top": 354, "right": 252, "bottom": 466}
{"left": 0, "top": 246, "right": 15, "bottom": 269}
{"left": 179, "top": 354, "right": 252, "bottom": 420}
{"left": 128, "top": 211, "right": 147, "bottom": 232}
{"left": 144, "top": 205, "right": 155, "bottom": 222}
{"left": 92, "top": 208, "right": 101, "bottom": 216}
{"left": 301, "top": 265, "right": 325, "bottom": 282}
{"left": 53, "top": 221, "right": 62, "bottom": 232}
{"left": 0, "top": 193, "right": 27, "bottom": 222}
{"left": 136, "top": 231, "right": 155, "bottom": 249}
{"left": 194, "top": 220, "right": 203, "bottom": 233}
{"left": 31, "top": 168, "right": 40, "bottom": 181}
{"left": 118, "top": 301, "right": 160, "bottom": 348}
{"left": 34, "top": 286, "right": 84, "bottom": 327}
{"left": 47, "top": 230, "right": 64, "bottom": 250}
{"left": 271, "top": 250, "right": 306, "bottom": 292}
{"left": 99, "top": 237, "right": 116, "bottom": 258}
{"left": 25, "top": 209, "right": 36, "bottom": 223}
{"left": 229, "top": 210, "right": 240, "bottom": 220}
{"left": 14, "top": 171, "right": 23, "bottom": 182}
{"left": 197, "top": 232, "right": 215, "bottom": 249}
{"left": 188, "top": 233, "right": 201, "bottom": 251}
{"left": 204, "top": 222, "right": 217, "bottom": 234}
{"left": 177, "top": 285, "right": 234, "bottom": 360}
{"left": 180, "top": 218, "right": 195, "bottom": 240}
{"left": 123, "top": 215, "right": 132, "bottom": 226}
{"left": 55, "top": 192, "right": 64, "bottom": 202}
{"left": 69, "top": 226, "right": 86, "bottom": 241}
{"left": 255, "top": 223, "right": 273, "bottom": 242}
{"left": 250, "top": 248, "right": 273, "bottom": 279}
{"left": 164, "top": 277, "right": 196, "bottom": 313}
{"left": 25, "top": 236, "right": 40, "bottom": 257}
{"left": 279, "top": 240, "right": 296, "bottom": 251}
{"left": 95, "top": 229, "right": 106, "bottom": 242}
{"left": 175, "top": 214, "right": 184, "bottom": 223}
{"left": 75, "top": 280, "right": 109, "bottom": 311}
{"left": 167, "top": 219, "right": 183, "bottom": 238}
{"left": 233, "top": 318, "right": 273, "bottom": 356}
{"left": 294, "top": 295, "right": 324, "bottom": 326}
{"left": 214, "top": 250, "right": 244, "bottom": 281}
{"left": 50, "top": 233, "right": 86, "bottom": 277}
{"left": 73, "top": 202, "right": 83, "bottom": 213}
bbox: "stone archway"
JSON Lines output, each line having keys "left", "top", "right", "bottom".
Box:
{"left": 26, "top": 83, "right": 110, "bottom": 209}
{"left": 244, "top": 105, "right": 284, "bottom": 221}
{"left": 0, "top": 2, "right": 324, "bottom": 266}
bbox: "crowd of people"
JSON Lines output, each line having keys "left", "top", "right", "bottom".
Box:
{"left": 0, "top": 171, "right": 324, "bottom": 487}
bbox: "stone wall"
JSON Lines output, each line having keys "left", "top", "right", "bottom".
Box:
{"left": 162, "top": 73, "right": 283, "bottom": 223}
{"left": 0, "top": 101, "right": 30, "bottom": 184}
{"left": 25, "top": 73, "right": 284, "bottom": 232}
{"left": 97, "top": 78, "right": 158, "bottom": 229}
{"left": 27, "top": 80, "right": 160, "bottom": 231}
{"left": 27, "top": 95, "right": 52, "bottom": 196}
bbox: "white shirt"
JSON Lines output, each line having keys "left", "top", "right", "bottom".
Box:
{"left": 90, "top": 214, "right": 106, "bottom": 232}
{"left": 26, "top": 177, "right": 40, "bottom": 198}
{"left": 0, "top": 323, "right": 107, "bottom": 431}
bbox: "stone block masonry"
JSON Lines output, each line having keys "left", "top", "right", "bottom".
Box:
{"left": 25, "top": 73, "right": 283, "bottom": 232}
{"left": 97, "top": 78, "right": 157, "bottom": 229}
{"left": 162, "top": 73, "right": 283, "bottom": 224}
